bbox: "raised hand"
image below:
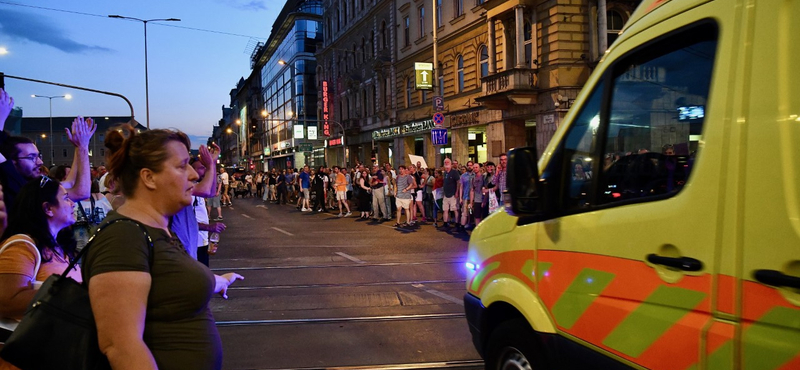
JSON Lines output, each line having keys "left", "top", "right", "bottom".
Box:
{"left": 66, "top": 116, "right": 97, "bottom": 148}
{"left": 0, "top": 89, "right": 15, "bottom": 131}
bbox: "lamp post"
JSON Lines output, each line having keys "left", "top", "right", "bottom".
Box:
{"left": 31, "top": 94, "right": 71, "bottom": 166}
{"left": 226, "top": 127, "right": 240, "bottom": 167}
{"left": 108, "top": 15, "right": 180, "bottom": 129}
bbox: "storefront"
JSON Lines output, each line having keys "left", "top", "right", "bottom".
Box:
{"left": 372, "top": 119, "right": 436, "bottom": 168}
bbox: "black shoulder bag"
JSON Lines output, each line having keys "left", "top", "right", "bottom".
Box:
{"left": 0, "top": 218, "right": 153, "bottom": 370}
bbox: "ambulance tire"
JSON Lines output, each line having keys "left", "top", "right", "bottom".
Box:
{"left": 485, "top": 318, "right": 543, "bottom": 370}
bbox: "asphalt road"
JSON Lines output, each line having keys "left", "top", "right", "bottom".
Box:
{"left": 206, "top": 195, "right": 482, "bottom": 370}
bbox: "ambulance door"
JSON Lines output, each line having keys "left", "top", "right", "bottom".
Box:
{"left": 532, "top": 18, "right": 726, "bottom": 370}
{"left": 739, "top": 0, "right": 800, "bottom": 368}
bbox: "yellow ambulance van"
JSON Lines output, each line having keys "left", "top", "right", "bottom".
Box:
{"left": 463, "top": 0, "right": 800, "bottom": 369}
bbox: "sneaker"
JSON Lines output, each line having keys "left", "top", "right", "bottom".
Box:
{"left": 302, "top": 207, "right": 310, "bottom": 212}
{"left": 338, "top": 213, "right": 343, "bottom": 217}
{"left": 345, "top": 212, "right": 352, "bottom": 217}
{"left": 214, "top": 217, "right": 223, "bottom": 221}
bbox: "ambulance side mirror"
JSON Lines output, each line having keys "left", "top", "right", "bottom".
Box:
{"left": 506, "top": 147, "right": 542, "bottom": 216}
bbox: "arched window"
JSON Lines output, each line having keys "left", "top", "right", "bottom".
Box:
{"left": 607, "top": 10, "right": 625, "bottom": 46}
{"left": 381, "top": 21, "right": 387, "bottom": 50}
{"left": 479, "top": 45, "right": 489, "bottom": 78}
{"left": 361, "top": 37, "right": 366, "bottom": 62}
{"left": 406, "top": 78, "right": 413, "bottom": 108}
{"left": 342, "top": 0, "right": 348, "bottom": 26}
{"left": 456, "top": 55, "right": 464, "bottom": 93}
{"left": 524, "top": 21, "right": 533, "bottom": 67}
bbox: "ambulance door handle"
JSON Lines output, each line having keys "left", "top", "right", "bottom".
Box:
{"left": 753, "top": 270, "right": 800, "bottom": 289}
{"left": 646, "top": 254, "right": 703, "bottom": 272}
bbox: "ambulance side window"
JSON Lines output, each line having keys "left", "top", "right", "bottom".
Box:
{"left": 553, "top": 81, "right": 604, "bottom": 211}
{"left": 599, "top": 23, "right": 718, "bottom": 206}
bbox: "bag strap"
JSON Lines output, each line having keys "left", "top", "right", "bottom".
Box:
{"left": 62, "top": 218, "right": 154, "bottom": 277}
{"left": 0, "top": 235, "right": 41, "bottom": 281}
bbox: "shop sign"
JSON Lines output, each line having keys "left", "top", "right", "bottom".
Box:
{"left": 431, "top": 128, "right": 448, "bottom": 146}
{"left": 308, "top": 126, "right": 318, "bottom": 140}
{"left": 280, "top": 141, "right": 292, "bottom": 149}
{"left": 449, "top": 111, "right": 481, "bottom": 128}
{"left": 328, "top": 137, "right": 343, "bottom": 146}
{"left": 414, "top": 62, "right": 433, "bottom": 90}
{"left": 372, "top": 119, "right": 435, "bottom": 140}
{"left": 299, "top": 143, "right": 313, "bottom": 152}
{"left": 293, "top": 125, "right": 304, "bottom": 139}
{"left": 322, "top": 81, "right": 331, "bottom": 136}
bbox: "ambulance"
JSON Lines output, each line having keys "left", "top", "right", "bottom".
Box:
{"left": 463, "top": 0, "right": 800, "bottom": 369}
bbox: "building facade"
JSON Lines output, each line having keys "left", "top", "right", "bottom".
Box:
{"left": 224, "top": 0, "right": 642, "bottom": 169}
{"left": 317, "top": 0, "right": 397, "bottom": 167}
{"left": 256, "top": 0, "right": 324, "bottom": 171}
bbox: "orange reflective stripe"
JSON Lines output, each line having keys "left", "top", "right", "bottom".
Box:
{"left": 716, "top": 274, "right": 736, "bottom": 315}
{"left": 778, "top": 354, "right": 800, "bottom": 370}
{"left": 467, "top": 250, "right": 534, "bottom": 295}
{"left": 635, "top": 308, "right": 708, "bottom": 369}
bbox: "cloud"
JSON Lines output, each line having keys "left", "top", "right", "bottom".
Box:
{"left": 188, "top": 134, "right": 212, "bottom": 149}
{"left": 217, "top": 0, "right": 270, "bottom": 11}
{"left": 0, "top": 9, "right": 112, "bottom": 54}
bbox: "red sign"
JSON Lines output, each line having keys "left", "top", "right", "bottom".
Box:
{"left": 322, "top": 81, "right": 331, "bottom": 136}
{"left": 328, "top": 137, "right": 343, "bottom": 146}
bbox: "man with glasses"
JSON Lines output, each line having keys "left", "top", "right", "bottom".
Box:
{"left": 0, "top": 89, "right": 95, "bottom": 209}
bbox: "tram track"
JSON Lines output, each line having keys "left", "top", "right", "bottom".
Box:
{"left": 211, "top": 259, "right": 465, "bottom": 272}
{"left": 258, "top": 359, "right": 485, "bottom": 370}
{"left": 227, "top": 279, "right": 465, "bottom": 291}
{"left": 216, "top": 312, "right": 466, "bottom": 327}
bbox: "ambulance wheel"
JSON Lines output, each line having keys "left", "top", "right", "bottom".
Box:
{"left": 485, "top": 318, "right": 542, "bottom": 370}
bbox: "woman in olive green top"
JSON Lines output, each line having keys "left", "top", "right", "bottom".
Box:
{"left": 82, "top": 126, "right": 242, "bottom": 370}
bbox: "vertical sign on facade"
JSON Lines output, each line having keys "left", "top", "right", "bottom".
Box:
{"left": 414, "top": 62, "right": 434, "bottom": 90}
{"left": 322, "top": 81, "right": 331, "bottom": 136}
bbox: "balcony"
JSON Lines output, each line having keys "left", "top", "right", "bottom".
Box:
{"left": 476, "top": 68, "right": 539, "bottom": 110}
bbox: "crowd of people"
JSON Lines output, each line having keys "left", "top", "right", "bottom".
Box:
{"left": 0, "top": 89, "right": 242, "bottom": 370}
{"left": 214, "top": 155, "right": 508, "bottom": 231}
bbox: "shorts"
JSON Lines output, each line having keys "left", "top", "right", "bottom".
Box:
{"left": 415, "top": 190, "right": 424, "bottom": 202}
{"left": 396, "top": 197, "right": 412, "bottom": 210}
{"left": 443, "top": 196, "right": 458, "bottom": 212}
{"left": 302, "top": 188, "right": 310, "bottom": 199}
{"left": 222, "top": 184, "right": 229, "bottom": 194}
{"left": 472, "top": 202, "right": 485, "bottom": 219}
{"left": 208, "top": 196, "right": 221, "bottom": 208}
{"left": 337, "top": 190, "right": 347, "bottom": 201}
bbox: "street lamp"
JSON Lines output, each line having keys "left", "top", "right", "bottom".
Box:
{"left": 31, "top": 94, "right": 71, "bottom": 166}
{"left": 226, "top": 127, "right": 240, "bottom": 167}
{"left": 108, "top": 15, "right": 180, "bottom": 129}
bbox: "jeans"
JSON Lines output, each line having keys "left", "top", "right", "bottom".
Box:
{"left": 372, "top": 187, "right": 388, "bottom": 219}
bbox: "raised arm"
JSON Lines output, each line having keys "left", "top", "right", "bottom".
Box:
{"left": 0, "top": 89, "right": 14, "bottom": 132}
{"left": 65, "top": 117, "right": 97, "bottom": 201}
{"left": 192, "top": 144, "right": 220, "bottom": 197}
{"left": 89, "top": 271, "right": 157, "bottom": 370}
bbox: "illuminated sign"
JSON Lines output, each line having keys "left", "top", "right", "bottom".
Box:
{"left": 328, "top": 137, "right": 343, "bottom": 146}
{"left": 322, "top": 81, "right": 331, "bottom": 136}
{"left": 415, "top": 62, "right": 433, "bottom": 90}
{"left": 294, "top": 125, "right": 304, "bottom": 139}
{"left": 372, "top": 119, "right": 434, "bottom": 140}
{"left": 308, "top": 126, "right": 318, "bottom": 140}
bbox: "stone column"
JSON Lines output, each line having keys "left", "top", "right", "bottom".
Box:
{"left": 598, "top": 0, "right": 608, "bottom": 54}
{"left": 515, "top": 5, "right": 525, "bottom": 69}
{"left": 487, "top": 17, "right": 497, "bottom": 74}
{"left": 451, "top": 127, "right": 469, "bottom": 165}
{"left": 377, "top": 141, "right": 390, "bottom": 166}
{"left": 423, "top": 132, "right": 436, "bottom": 170}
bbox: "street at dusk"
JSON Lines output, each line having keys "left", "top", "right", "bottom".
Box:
{"left": 208, "top": 197, "right": 480, "bottom": 370}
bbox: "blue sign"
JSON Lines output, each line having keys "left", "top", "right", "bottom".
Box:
{"left": 431, "top": 128, "right": 448, "bottom": 146}
{"left": 433, "top": 96, "right": 444, "bottom": 112}
{"left": 432, "top": 112, "right": 445, "bottom": 127}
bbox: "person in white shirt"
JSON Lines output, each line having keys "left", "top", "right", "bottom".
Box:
{"left": 219, "top": 167, "right": 231, "bottom": 206}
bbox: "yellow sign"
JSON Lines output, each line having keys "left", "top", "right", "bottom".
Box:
{"left": 415, "top": 62, "right": 433, "bottom": 90}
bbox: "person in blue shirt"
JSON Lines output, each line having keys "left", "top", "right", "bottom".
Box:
{"left": 298, "top": 165, "right": 311, "bottom": 212}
